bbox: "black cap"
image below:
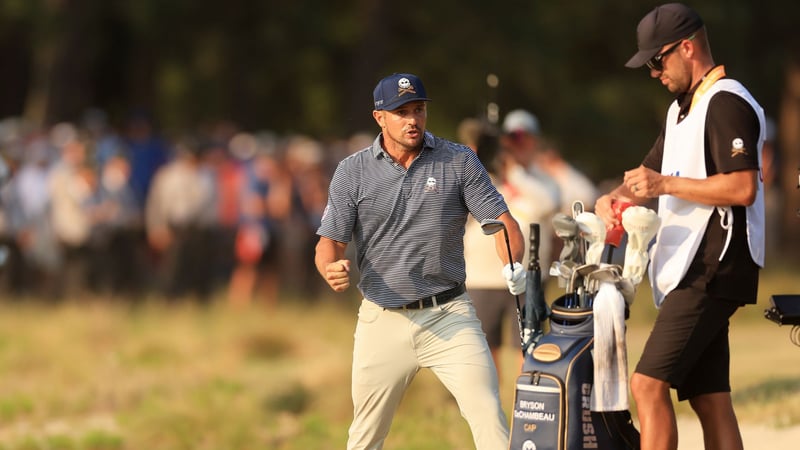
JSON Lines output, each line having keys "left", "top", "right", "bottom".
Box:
{"left": 373, "top": 73, "right": 431, "bottom": 111}
{"left": 625, "top": 3, "right": 704, "bottom": 68}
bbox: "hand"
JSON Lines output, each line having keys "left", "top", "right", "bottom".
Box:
{"left": 594, "top": 194, "right": 617, "bottom": 227}
{"left": 324, "top": 259, "right": 351, "bottom": 292}
{"left": 502, "top": 262, "right": 527, "bottom": 295}
{"left": 623, "top": 165, "right": 662, "bottom": 198}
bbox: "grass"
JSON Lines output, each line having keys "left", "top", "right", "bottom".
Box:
{"left": 0, "top": 262, "right": 796, "bottom": 449}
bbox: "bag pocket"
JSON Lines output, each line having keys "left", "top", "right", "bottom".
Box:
{"left": 509, "top": 371, "right": 565, "bottom": 450}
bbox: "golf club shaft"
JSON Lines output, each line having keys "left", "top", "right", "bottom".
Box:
{"left": 502, "top": 228, "right": 525, "bottom": 355}
{"left": 605, "top": 246, "right": 614, "bottom": 264}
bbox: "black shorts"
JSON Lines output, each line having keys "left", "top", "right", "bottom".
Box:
{"left": 469, "top": 288, "right": 519, "bottom": 349}
{"left": 634, "top": 284, "right": 740, "bottom": 401}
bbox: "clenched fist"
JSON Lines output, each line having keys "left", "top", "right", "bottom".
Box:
{"left": 325, "top": 259, "right": 351, "bottom": 292}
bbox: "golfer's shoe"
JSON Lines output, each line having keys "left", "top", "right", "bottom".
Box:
{"left": 621, "top": 206, "right": 661, "bottom": 286}
{"left": 552, "top": 213, "right": 580, "bottom": 263}
{"left": 575, "top": 211, "right": 607, "bottom": 265}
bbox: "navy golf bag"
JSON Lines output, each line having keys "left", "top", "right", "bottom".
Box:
{"left": 508, "top": 296, "right": 639, "bottom": 450}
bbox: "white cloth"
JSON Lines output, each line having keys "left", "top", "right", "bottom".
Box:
{"left": 591, "top": 282, "right": 629, "bottom": 412}
{"left": 650, "top": 79, "right": 766, "bottom": 307}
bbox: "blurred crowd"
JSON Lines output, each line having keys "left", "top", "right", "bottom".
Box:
{"left": 0, "top": 109, "right": 372, "bottom": 304}
{"left": 5, "top": 105, "right": 775, "bottom": 308}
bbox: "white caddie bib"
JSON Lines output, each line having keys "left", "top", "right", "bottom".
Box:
{"left": 649, "top": 78, "right": 766, "bottom": 307}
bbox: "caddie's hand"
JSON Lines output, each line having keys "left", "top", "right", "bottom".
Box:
{"left": 594, "top": 194, "right": 617, "bottom": 227}
{"left": 502, "top": 262, "right": 527, "bottom": 295}
{"left": 624, "top": 165, "right": 662, "bottom": 198}
{"left": 325, "top": 259, "right": 351, "bottom": 292}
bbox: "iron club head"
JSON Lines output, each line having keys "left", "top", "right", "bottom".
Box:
{"left": 480, "top": 219, "right": 506, "bottom": 236}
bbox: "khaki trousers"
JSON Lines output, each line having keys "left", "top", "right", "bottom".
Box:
{"left": 347, "top": 295, "right": 510, "bottom": 450}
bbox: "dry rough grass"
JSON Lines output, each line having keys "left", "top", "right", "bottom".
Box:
{"left": 0, "top": 262, "right": 796, "bottom": 449}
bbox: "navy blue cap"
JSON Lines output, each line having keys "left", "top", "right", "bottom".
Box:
{"left": 625, "top": 3, "right": 704, "bottom": 68}
{"left": 373, "top": 73, "right": 431, "bottom": 111}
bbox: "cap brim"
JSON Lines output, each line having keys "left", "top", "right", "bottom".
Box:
{"left": 625, "top": 48, "right": 660, "bottom": 69}
{"left": 379, "top": 97, "right": 431, "bottom": 111}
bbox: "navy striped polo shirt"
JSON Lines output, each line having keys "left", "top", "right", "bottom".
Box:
{"left": 317, "top": 131, "right": 509, "bottom": 308}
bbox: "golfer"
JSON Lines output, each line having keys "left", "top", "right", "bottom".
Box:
{"left": 315, "top": 72, "right": 527, "bottom": 449}
{"left": 595, "top": 4, "right": 765, "bottom": 450}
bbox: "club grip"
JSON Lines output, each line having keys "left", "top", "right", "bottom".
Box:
{"left": 528, "top": 223, "right": 540, "bottom": 270}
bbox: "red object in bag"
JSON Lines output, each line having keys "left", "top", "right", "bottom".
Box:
{"left": 605, "top": 200, "right": 633, "bottom": 247}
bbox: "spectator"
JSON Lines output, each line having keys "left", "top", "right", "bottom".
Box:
{"left": 501, "top": 109, "right": 561, "bottom": 209}
{"left": 48, "top": 123, "right": 95, "bottom": 298}
{"left": 536, "top": 141, "right": 598, "bottom": 216}
{"left": 124, "top": 110, "right": 170, "bottom": 210}
{"left": 282, "top": 135, "right": 329, "bottom": 299}
{"left": 227, "top": 132, "right": 290, "bottom": 307}
{"left": 5, "top": 135, "right": 60, "bottom": 296}
{"left": 87, "top": 153, "right": 144, "bottom": 297}
{"left": 145, "top": 135, "right": 217, "bottom": 300}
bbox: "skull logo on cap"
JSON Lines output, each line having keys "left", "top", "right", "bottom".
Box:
{"left": 397, "top": 77, "right": 416, "bottom": 96}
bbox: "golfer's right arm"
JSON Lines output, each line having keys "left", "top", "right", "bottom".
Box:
{"left": 315, "top": 236, "right": 351, "bottom": 292}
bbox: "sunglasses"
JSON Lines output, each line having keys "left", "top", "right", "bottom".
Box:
{"left": 646, "top": 34, "right": 695, "bottom": 71}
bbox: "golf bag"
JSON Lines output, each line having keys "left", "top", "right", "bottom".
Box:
{"left": 508, "top": 297, "right": 639, "bottom": 450}
{"left": 508, "top": 212, "right": 640, "bottom": 450}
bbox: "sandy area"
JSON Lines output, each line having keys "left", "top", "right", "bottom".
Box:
{"left": 676, "top": 418, "right": 800, "bottom": 449}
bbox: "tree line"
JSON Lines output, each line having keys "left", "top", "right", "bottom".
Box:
{"left": 0, "top": 0, "right": 798, "bottom": 256}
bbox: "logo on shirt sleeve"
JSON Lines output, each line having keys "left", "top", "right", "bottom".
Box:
{"left": 730, "top": 138, "right": 748, "bottom": 157}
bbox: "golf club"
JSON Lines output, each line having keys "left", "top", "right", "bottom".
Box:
{"left": 523, "top": 223, "right": 549, "bottom": 354}
{"left": 480, "top": 218, "right": 525, "bottom": 354}
{"left": 552, "top": 213, "right": 580, "bottom": 264}
{"left": 571, "top": 200, "right": 587, "bottom": 263}
{"left": 575, "top": 211, "right": 607, "bottom": 266}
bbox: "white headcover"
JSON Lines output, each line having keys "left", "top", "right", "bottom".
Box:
{"left": 621, "top": 206, "right": 661, "bottom": 286}
{"left": 575, "top": 211, "right": 607, "bottom": 265}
